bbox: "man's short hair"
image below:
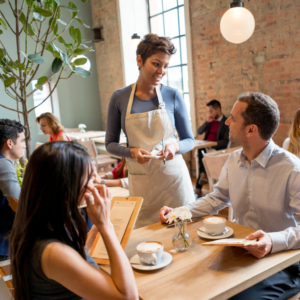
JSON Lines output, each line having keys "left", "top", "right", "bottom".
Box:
{"left": 206, "top": 100, "right": 221, "bottom": 110}
{"left": 238, "top": 92, "right": 280, "bottom": 141}
{"left": 0, "top": 119, "right": 24, "bottom": 150}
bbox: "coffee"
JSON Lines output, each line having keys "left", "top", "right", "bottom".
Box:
{"left": 204, "top": 217, "right": 226, "bottom": 224}
{"left": 137, "top": 242, "right": 162, "bottom": 253}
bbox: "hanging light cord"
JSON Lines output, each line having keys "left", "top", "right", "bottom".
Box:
{"left": 132, "top": 0, "right": 136, "bottom": 33}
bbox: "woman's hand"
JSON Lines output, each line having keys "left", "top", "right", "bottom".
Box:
{"left": 85, "top": 184, "right": 112, "bottom": 229}
{"left": 158, "top": 142, "right": 179, "bottom": 161}
{"left": 92, "top": 165, "right": 102, "bottom": 184}
{"left": 130, "top": 148, "right": 151, "bottom": 164}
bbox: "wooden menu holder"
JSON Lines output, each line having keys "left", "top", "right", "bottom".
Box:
{"left": 89, "top": 196, "right": 143, "bottom": 265}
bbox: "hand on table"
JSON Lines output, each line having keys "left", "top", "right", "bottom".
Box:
{"left": 130, "top": 148, "right": 151, "bottom": 164}
{"left": 243, "top": 230, "right": 273, "bottom": 258}
{"left": 85, "top": 184, "right": 112, "bottom": 229}
{"left": 159, "top": 206, "right": 173, "bottom": 223}
{"left": 157, "top": 142, "right": 179, "bottom": 161}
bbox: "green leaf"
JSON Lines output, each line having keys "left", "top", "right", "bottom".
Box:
{"left": 65, "top": 44, "right": 72, "bottom": 50}
{"left": 8, "top": 61, "right": 17, "bottom": 70}
{"left": 46, "top": 44, "right": 54, "bottom": 53}
{"left": 24, "top": 24, "right": 35, "bottom": 36}
{"left": 69, "top": 25, "right": 76, "bottom": 42}
{"left": 0, "top": 29, "right": 3, "bottom": 35}
{"left": 73, "top": 67, "right": 91, "bottom": 78}
{"left": 52, "top": 57, "right": 62, "bottom": 73}
{"left": 73, "top": 47, "right": 93, "bottom": 55}
{"left": 28, "top": 54, "right": 45, "bottom": 64}
{"left": 0, "top": 18, "right": 7, "bottom": 30}
{"left": 73, "top": 57, "right": 87, "bottom": 65}
{"left": 74, "top": 28, "right": 81, "bottom": 46}
{"left": 57, "top": 36, "right": 66, "bottom": 44}
{"left": 59, "top": 5, "right": 78, "bottom": 12}
{"left": 54, "top": 0, "right": 60, "bottom": 5}
{"left": 53, "top": 51, "right": 61, "bottom": 58}
{"left": 33, "top": 12, "right": 44, "bottom": 22}
{"left": 57, "top": 18, "right": 67, "bottom": 25}
{"left": 18, "top": 63, "right": 25, "bottom": 70}
{"left": 0, "top": 48, "right": 6, "bottom": 60}
{"left": 82, "top": 39, "right": 92, "bottom": 44}
{"left": 53, "top": 23, "right": 58, "bottom": 35}
{"left": 4, "top": 76, "right": 16, "bottom": 89}
{"left": 0, "top": 0, "right": 6, "bottom": 4}
{"left": 19, "top": 12, "right": 26, "bottom": 24}
{"left": 34, "top": 7, "right": 53, "bottom": 17}
{"left": 68, "top": 1, "right": 77, "bottom": 18}
{"left": 26, "top": 0, "right": 34, "bottom": 5}
{"left": 75, "top": 18, "right": 90, "bottom": 28}
{"left": 35, "top": 76, "right": 48, "bottom": 90}
{"left": 81, "top": 0, "right": 87, "bottom": 3}
{"left": 2, "top": 74, "right": 8, "bottom": 79}
{"left": 49, "top": 15, "right": 58, "bottom": 32}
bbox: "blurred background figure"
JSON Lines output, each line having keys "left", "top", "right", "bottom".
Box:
{"left": 283, "top": 109, "right": 300, "bottom": 158}
{"left": 36, "top": 112, "right": 71, "bottom": 142}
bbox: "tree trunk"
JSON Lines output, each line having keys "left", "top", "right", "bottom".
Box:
{"left": 22, "top": 102, "right": 31, "bottom": 158}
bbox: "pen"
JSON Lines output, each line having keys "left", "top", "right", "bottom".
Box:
{"left": 162, "top": 139, "right": 166, "bottom": 165}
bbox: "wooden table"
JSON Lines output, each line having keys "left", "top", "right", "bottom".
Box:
{"left": 68, "top": 131, "right": 106, "bottom": 140}
{"left": 98, "top": 220, "right": 300, "bottom": 300}
{"left": 108, "top": 187, "right": 129, "bottom": 197}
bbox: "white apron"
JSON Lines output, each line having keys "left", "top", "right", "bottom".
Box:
{"left": 125, "top": 83, "right": 195, "bottom": 228}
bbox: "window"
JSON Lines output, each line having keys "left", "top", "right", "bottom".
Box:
{"left": 31, "top": 80, "right": 54, "bottom": 118}
{"left": 148, "top": 0, "right": 191, "bottom": 120}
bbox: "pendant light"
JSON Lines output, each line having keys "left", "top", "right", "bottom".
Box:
{"left": 125, "top": 0, "right": 141, "bottom": 63}
{"left": 220, "top": 0, "right": 255, "bottom": 44}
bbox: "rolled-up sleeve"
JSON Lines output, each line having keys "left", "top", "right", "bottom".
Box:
{"left": 0, "top": 159, "right": 20, "bottom": 199}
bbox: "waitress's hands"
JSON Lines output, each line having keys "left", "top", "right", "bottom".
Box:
{"left": 159, "top": 206, "right": 173, "bottom": 223}
{"left": 158, "top": 142, "right": 179, "bottom": 161}
{"left": 84, "top": 184, "right": 112, "bottom": 229}
{"left": 130, "top": 148, "right": 152, "bottom": 164}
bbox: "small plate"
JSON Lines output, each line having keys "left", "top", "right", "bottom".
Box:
{"left": 130, "top": 252, "right": 172, "bottom": 271}
{"left": 197, "top": 226, "right": 234, "bottom": 240}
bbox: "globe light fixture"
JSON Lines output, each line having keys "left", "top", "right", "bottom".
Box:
{"left": 220, "top": 0, "right": 255, "bottom": 44}
{"left": 71, "top": 55, "right": 91, "bottom": 71}
{"left": 125, "top": 33, "right": 141, "bottom": 63}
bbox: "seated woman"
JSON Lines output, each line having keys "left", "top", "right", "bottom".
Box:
{"left": 95, "top": 158, "right": 128, "bottom": 189}
{"left": 283, "top": 109, "right": 300, "bottom": 158}
{"left": 10, "top": 142, "right": 138, "bottom": 300}
{"left": 36, "top": 112, "right": 71, "bottom": 141}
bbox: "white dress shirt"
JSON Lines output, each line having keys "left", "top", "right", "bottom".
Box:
{"left": 185, "top": 139, "right": 300, "bottom": 253}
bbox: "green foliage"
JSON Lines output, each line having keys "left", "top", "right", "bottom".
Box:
{"left": 0, "top": 18, "right": 7, "bottom": 30}
{"left": 4, "top": 76, "right": 16, "bottom": 89}
{"left": 0, "top": 48, "right": 6, "bottom": 60}
{"left": 75, "top": 17, "right": 89, "bottom": 28}
{"left": 33, "top": 6, "right": 53, "bottom": 17}
{"left": 52, "top": 57, "right": 62, "bottom": 73}
{"left": 73, "top": 57, "right": 87, "bottom": 65}
{"left": 14, "top": 160, "right": 27, "bottom": 187}
{"left": 28, "top": 54, "right": 45, "bottom": 64}
{"left": 73, "top": 46, "right": 93, "bottom": 55}
{"left": 73, "top": 67, "right": 91, "bottom": 78}
{"left": 35, "top": 76, "right": 48, "bottom": 90}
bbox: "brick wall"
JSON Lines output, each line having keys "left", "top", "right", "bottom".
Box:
{"left": 189, "top": 0, "right": 300, "bottom": 146}
{"left": 90, "top": 0, "right": 124, "bottom": 129}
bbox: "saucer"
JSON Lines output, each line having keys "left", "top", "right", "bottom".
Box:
{"left": 130, "top": 251, "right": 172, "bottom": 271}
{"left": 197, "top": 226, "right": 234, "bottom": 240}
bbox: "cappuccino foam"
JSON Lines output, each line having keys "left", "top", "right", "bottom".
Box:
{"left": 204, "top": 217, "right": 226, "bottom": 224}
{"left": 137, "top": 242, "right": 162, "bottom": 252}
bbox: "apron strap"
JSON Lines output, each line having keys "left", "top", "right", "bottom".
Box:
{"left": 126, "top": 83, "right": 165, "bottom": 116}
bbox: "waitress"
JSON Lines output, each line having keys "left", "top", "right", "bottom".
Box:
{"left": 105, "top": 33, "right": 195, "bottom": 228}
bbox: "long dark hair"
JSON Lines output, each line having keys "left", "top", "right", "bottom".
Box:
{"left": 10, "top": 141, "right": 93, "bottom": 300}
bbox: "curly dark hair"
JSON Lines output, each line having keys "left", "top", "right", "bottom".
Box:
{"left": 238, "top": 92, "right": 280, "bottom": 141}
{"left": 0, "top": 119, "right": 24, "bottom": 150}
{"left": 136, "top": 33, "right": 176, "bottom": 69}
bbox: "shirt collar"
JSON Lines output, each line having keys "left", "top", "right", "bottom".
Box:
{"left": 238, "top": 139, "right": 275, "bottom": 168}
{"left": 217, "top": 115, "right": 223, "bottom": 122}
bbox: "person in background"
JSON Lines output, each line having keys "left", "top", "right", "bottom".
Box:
{"left": 0, "top": 119, "right": 25, "bottom": 261}
{"left": 105, "top": 33, "right": 195, "bottom": 228}
{"left": 36, "top": 112, "right": 71, "bottom": 142}
{"left": 97, "top": 158, "right": 128, "bottom": 189}
{"left": 283, "top": 109, "right": 300, "bottom": 158}
{"left": 159, "top": 92, "right": 300, "bottom": 299}
{"left": 10, "top": 142, "right": 138, "bottom": 300}
{"left": 196, "top": 100, "right": 229, "bottom": 196}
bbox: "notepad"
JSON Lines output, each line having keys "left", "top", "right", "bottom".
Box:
{"left": 203, "top": 238, "right": 257, "bottom": 246}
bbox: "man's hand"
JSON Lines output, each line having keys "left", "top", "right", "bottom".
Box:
{"left": 243, "top": 230, "right": 273, "bottom": 258}
{"left": 159, "top": 206, "right": 172, "bottom": 223}
{"left": 7, "top": 197, "right": 18, "bottom": 212}
{"left": 206, "top": 115, "right": 214, "bottom": 123}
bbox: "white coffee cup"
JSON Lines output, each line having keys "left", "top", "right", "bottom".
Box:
{"left": 137, "top": 241, "right": 164, "bottom": 265}
{"left": 203, "top": 217, "right": 226, "bottom": 235}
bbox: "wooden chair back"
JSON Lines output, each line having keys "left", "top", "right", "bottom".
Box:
{"left": 77, "top": 140, "right": 98, "bottom": 160}
{"left": 35, "top": 142, "right": 43, "bottom": 149}
{"left": 0, "top": 259, "right": 14, "bottom": 299}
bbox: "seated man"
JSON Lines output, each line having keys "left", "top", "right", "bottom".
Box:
{"left": 0, "top": 119, "right": 24, "bottom": 261}
{"left": 160, "top": 92, "right": 300, "bottom": 299}
{"left": 196, "top": 100, "right": 229, "bottom": 196}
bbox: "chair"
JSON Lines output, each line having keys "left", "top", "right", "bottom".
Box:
{"left": 0, "top": 259, "right": 14, "bottom": 299}
{"left": 64, "top": 128, "right": 81, "bottom": 133}
{"left": 202, "top": 151, "right": 234, "bottom": 222}
{"left": 35, "top": 142, "right": 43, "bottom": 149}
{"left": 77, "top": 140, "right": 118, "bottom": 171}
